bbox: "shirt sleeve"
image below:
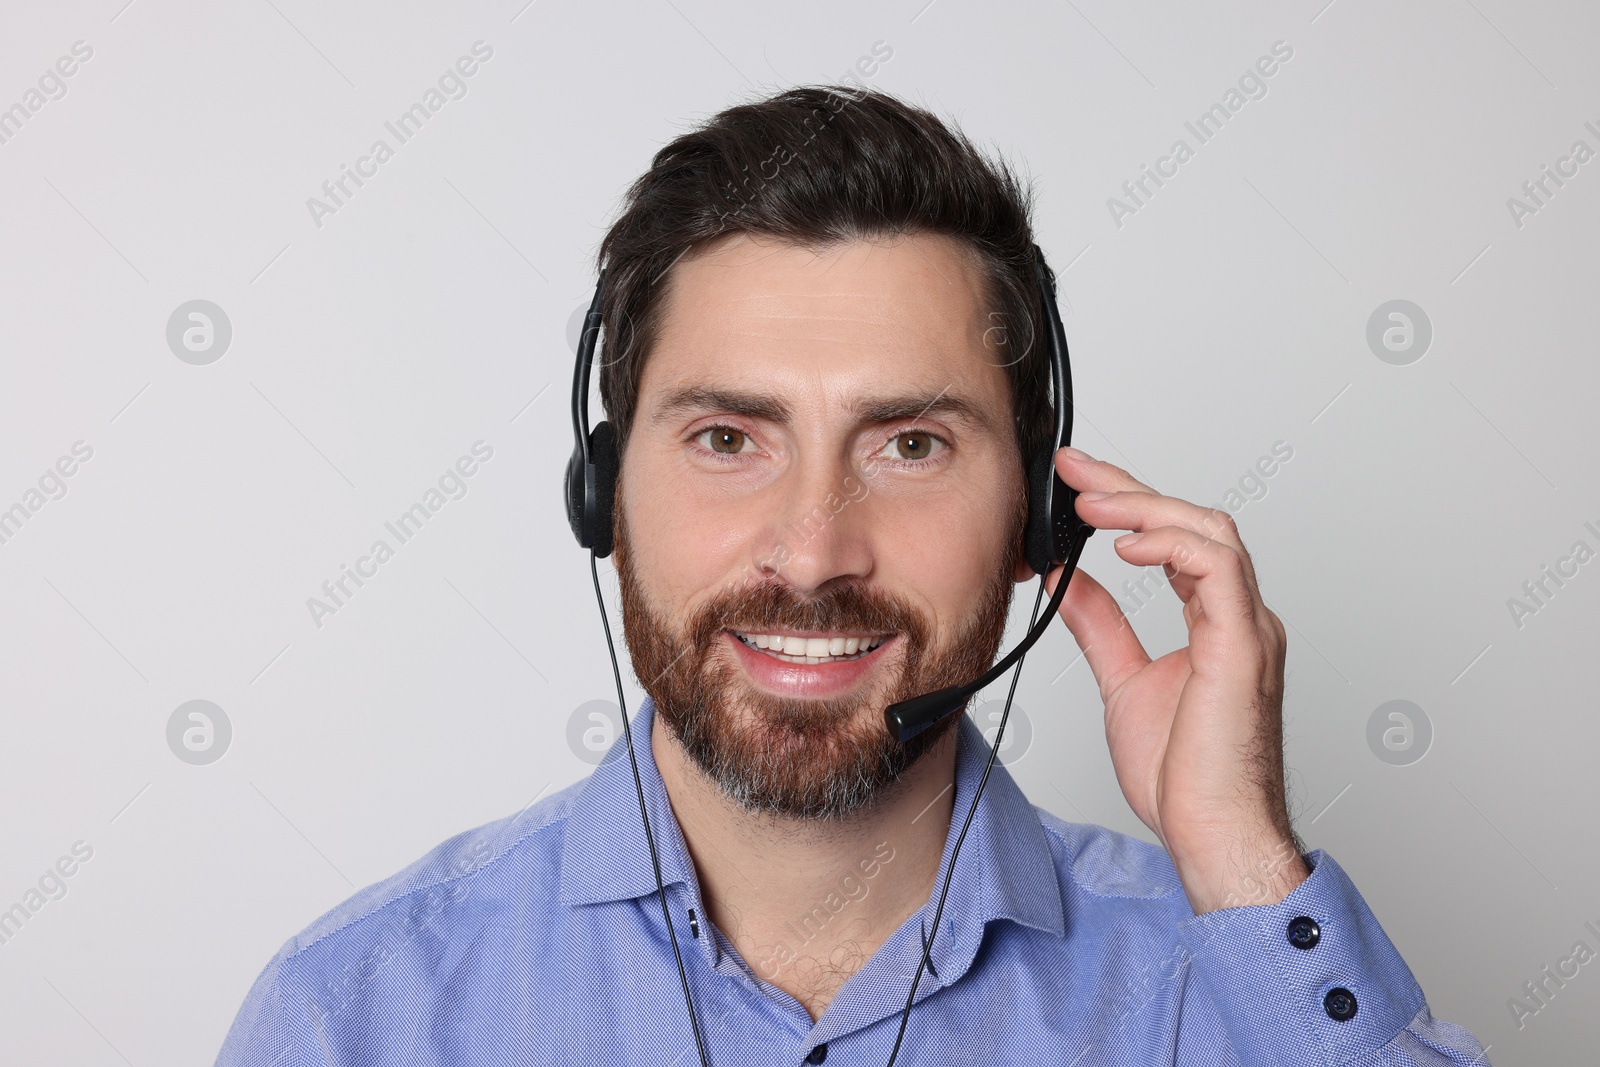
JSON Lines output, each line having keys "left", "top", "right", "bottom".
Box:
{"left": 1175, "top": 849, "right": 1490, "bottom": 1066}
{"left": 213, "top": 949, "right": 313, "bottom": 1067}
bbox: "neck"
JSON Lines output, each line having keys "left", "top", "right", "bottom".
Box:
{"left": 651, "top": 709, "right": 958, "bottom": 1022}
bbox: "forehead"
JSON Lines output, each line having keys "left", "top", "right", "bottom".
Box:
{"left": 636, "top": 232, "right": 1009, "bottom": 422}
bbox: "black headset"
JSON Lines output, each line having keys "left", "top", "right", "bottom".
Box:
{"left": 563, "top": 241, "right": 1093, "bottom": 1066}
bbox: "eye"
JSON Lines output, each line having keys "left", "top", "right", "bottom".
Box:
{"left": 694, "top": 425, "right": 755, "bottom": 456}
{"left": 877, "top": 430, "right": 947, "bottom": 463}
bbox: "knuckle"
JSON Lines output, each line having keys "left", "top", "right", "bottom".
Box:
{"left": 1169, "top": 536, "right": 1201, "bottom": 566}
{"left": 1204, "top": 508, "right": 1239, "bottom": 539}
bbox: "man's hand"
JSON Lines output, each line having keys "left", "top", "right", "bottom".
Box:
{"left": 1043, "top": 446, "right": 1309, "bottom": 915}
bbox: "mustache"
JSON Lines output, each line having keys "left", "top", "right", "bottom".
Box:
{"left": 688, "top": 578, "right": 929, "bottom": 650}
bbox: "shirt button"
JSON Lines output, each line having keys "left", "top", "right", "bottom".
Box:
{"left": 1324, "top": 987, "right": 1358, "bottom": 1021}
{"left": 805, "top": 1043, "right": 828, "bottom": 1063}
{"left": 1286, "top": 916, "right": 1321, "bottom": 950}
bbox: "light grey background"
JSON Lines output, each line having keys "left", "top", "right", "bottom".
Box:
{"left": 1, "top": 0, "right": 1594, "bottom": 1063}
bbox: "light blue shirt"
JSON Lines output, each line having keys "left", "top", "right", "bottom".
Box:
{"left": 217, "top": 696, "right": 1489, "bottom": 1065}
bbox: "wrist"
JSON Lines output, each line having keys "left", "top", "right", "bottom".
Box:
{"left": 1168, "top": 831, "right": 1309, "bottom": 915}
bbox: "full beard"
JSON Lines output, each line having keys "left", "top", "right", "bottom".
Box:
{"left": 613, "top": 492, "right": 1024, "bottom": 823}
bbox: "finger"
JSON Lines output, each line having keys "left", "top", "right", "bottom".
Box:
{"left": 1110, "top": 526, "right": 1264, "bottom": 637}
{"left": 1051, "top": 447, "right": 1267, "bottom": 593}
{"left": 1047, "top": 563, "right": 1153, "bottom": 701}
{"left": 1078, "top": 492, "right": 1260, "bottom": 590}
{"left": 1053, "top": 447, "right": 1156, "bottom": 496}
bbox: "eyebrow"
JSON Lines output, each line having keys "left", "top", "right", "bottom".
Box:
{"left": 647, "top": 385, "right": 992, "bottom": 432}
{"left": 650, "top": 386, "right": 790, "bottom": 426}
{"left": 856, "top": 387, "right": 987, "bottom": 429}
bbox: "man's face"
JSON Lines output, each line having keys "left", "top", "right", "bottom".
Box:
{"left": 613, "top": 231, "right": 1028, "bottom": 821}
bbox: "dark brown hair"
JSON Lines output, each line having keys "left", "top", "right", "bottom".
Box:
{"left": 595, "top": 84, "right": 1054, "bottom": 467}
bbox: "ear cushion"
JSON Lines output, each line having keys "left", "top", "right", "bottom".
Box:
{"left": 588, "top": 420, "right": 619, "bottom": 558}
{"left": 1024, "top": 447, "right": 1056, "bottom": 577}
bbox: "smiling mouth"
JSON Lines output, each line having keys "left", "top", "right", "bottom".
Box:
{"left": 728, "top": 629, "right": 889, "bottom": 665}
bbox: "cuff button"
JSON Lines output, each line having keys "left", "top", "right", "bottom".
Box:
{"left": 1323, "top": 987, "right": 1358, "bottom": 1022}
{"left": 1287, "top": 916, "right": 1321, "bottom": 949}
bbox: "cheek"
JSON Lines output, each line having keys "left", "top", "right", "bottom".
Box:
{"left": 623, "top": 467, "right": 763, "bottom": 600}
{"left": 869, "top": 476, "right": 1013, "bottom": 622}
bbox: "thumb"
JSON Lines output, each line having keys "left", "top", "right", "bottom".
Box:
{"left": 1047, "top": 564, "right": 1152, "bottom": 700}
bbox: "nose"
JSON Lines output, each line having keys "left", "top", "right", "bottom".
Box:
{"left": 750, "top": 450, "right": 873, "bottom": 596}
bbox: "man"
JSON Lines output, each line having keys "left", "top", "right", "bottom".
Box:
{"left": 217, "top": 87, "right": 1488, "bottom": 1065}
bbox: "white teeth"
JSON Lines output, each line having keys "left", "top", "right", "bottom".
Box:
{"left": 734, "top": 631, "right": 885, "bottom": 662}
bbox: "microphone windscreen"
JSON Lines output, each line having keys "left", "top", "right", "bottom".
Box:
{"left": 884, "top": 686, "right": 967, "bottom": 744}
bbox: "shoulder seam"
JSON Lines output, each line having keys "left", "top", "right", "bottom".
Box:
{"left": 1031, "top": 803, "right": 1187, "bottom": 902}
{"left": 279, "top": 780, "right": 584, "bottom": 965}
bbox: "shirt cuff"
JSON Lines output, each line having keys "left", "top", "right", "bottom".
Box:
{"left": 1176, "top": 849, "right": 1427, "bottom": 1066}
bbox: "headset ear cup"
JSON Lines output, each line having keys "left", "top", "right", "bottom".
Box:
{"left": 564, "top": 445, "right": 587, "bottom": 548}
{"left": 588, "top": 421, "right": 619, "bottom": 558}
{"left": 1024, "top": 448, "right": 1055, "bottom": 577}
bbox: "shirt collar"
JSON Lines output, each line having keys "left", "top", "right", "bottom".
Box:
{"left": 558, "top": 695, "right": 1065, "bottom": 946}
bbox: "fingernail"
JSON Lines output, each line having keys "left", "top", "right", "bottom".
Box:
{"left": 1114, "top": 533, "right": 1143, "bottom": 548}
{"left": 1080, "top": 490, "right": 1112, "bottom": 501}
{"left": 1060, "top": 446, "right": 1091, "bottom": 461}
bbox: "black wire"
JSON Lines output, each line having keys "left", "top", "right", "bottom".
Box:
{"left": 955, "top": 548, "right": 1076, "bottom": 701}
{"left": 882, "top": 567, "right": 1057, "bottom": 1066}
{"left": 590, "top": 552, "right": 712, "bottom": 1067}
